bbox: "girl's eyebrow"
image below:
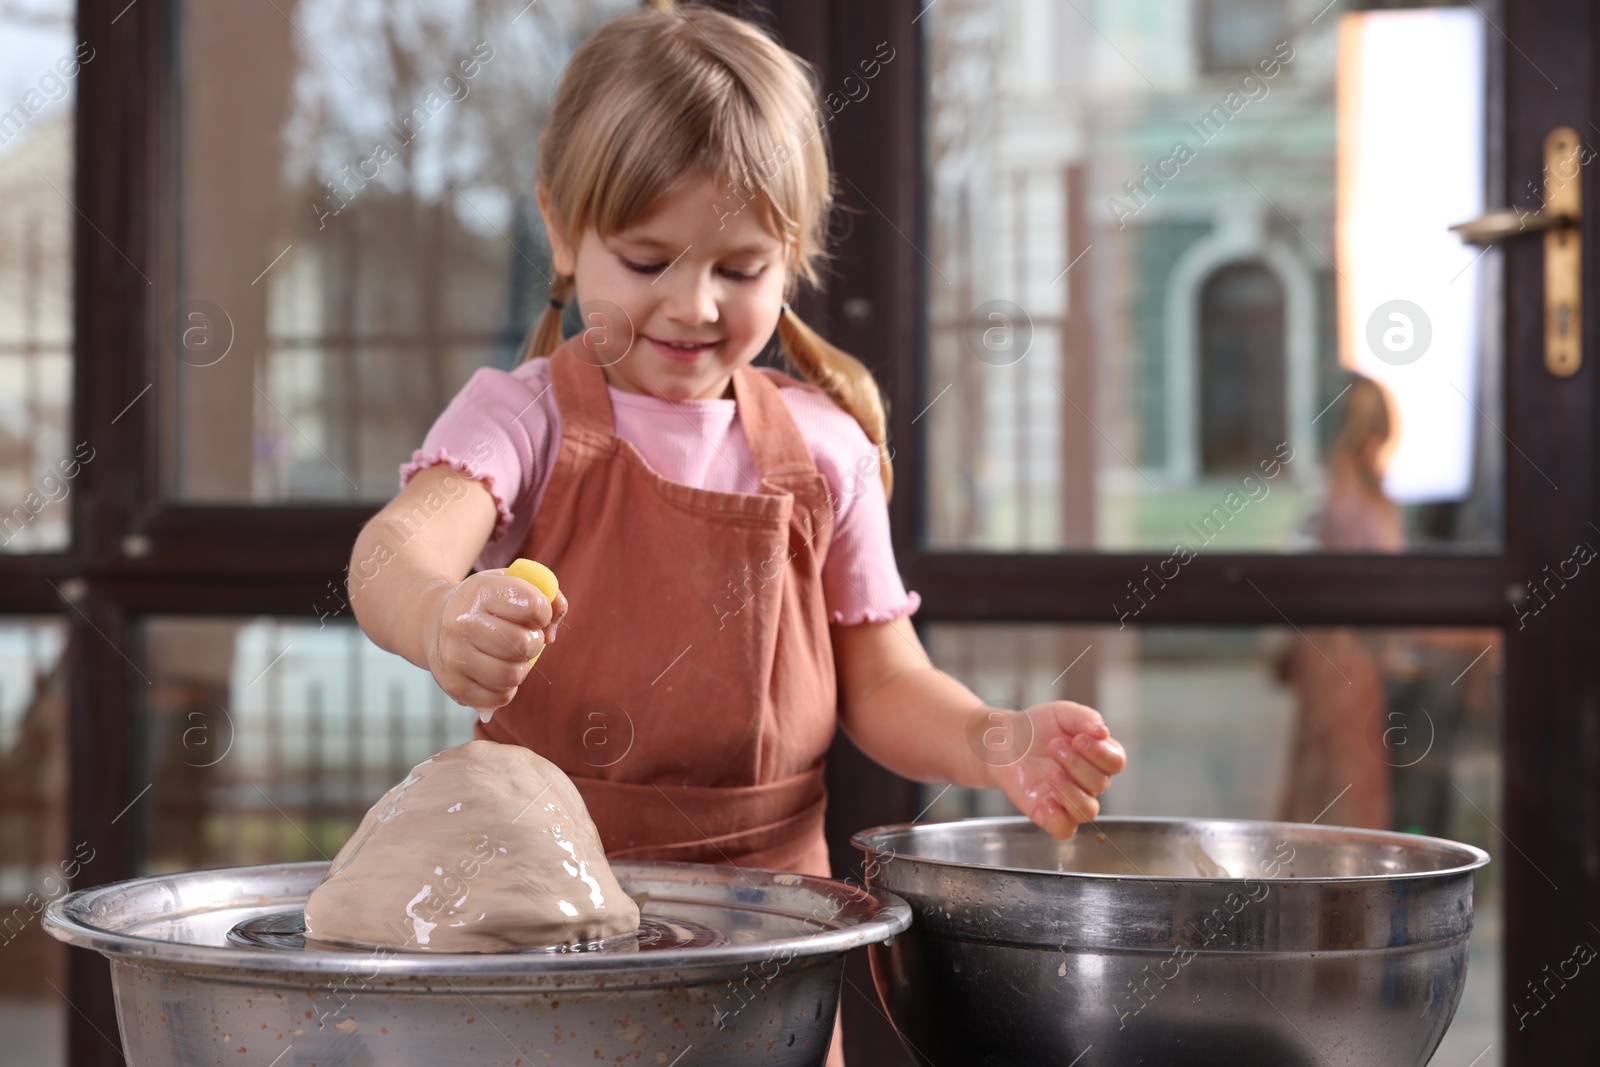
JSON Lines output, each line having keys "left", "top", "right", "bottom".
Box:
{"left": 720, "top": 242, "right": 782, "bottom": 257}
{"left": 611, "top": 234, "right": 779, "bottom": 257}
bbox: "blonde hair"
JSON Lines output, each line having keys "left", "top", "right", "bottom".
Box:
{"left": 524, "top": 1, "right": 891, "bottom": 495}
{"left": 1334, "top": 375, "right": 1395, "bottom": 486}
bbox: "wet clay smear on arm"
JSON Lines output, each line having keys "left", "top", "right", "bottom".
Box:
{"left": 304, "top": 740, "right": 640, "bottom": 951}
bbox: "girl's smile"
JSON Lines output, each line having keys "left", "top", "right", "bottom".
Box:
{"left": 644, "top": 336, "right": 720, "bottom": 363}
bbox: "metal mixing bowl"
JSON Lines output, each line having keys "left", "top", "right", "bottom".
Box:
{"left": 852, "top": 816, "right": 1489, "bottom": 1067}
{"left": 45, "top": 860, "right": 910, "bottom": 1067}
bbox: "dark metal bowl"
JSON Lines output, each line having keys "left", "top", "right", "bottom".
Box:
{"left": 853, "top": 816, "right": 1488, "bottom": 1067}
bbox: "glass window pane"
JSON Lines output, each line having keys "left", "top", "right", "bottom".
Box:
{"left": 138, "top": 618, "right": 472, "bottom": 873}
{"left": 0, "top": 618, "right": 70, "bottom": 1067}
{"left": 164, "top": 0, "right": 635, "bottom": 503}
{"left": 0, "top": 2, "right": 77, "bottom": 553}
{"left": 924, "top": 2, "right": 1501, "bottom": 553}
{"left": 1198, "top": 0, "right": 1290, "bottom": 74}
{"left": 923, "top": 622, "right": 1503, "bottom": 1065}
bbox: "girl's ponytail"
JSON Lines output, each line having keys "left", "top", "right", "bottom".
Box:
{"left": 777, "top": 304, "right": 893, "bottom": 497}
{"left": 524, "top": 274, "right": 576, "bottom": 361}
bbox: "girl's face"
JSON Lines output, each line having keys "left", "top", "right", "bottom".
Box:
{"left": 539, "top": 173, "right": 791, "bottom": 402}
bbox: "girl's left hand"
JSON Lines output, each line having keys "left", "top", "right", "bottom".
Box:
{"left": 983, "top": 701, "right": 1127, "bottom": 840}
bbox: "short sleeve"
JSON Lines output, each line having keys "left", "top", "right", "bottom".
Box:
{"left": 399, "top": 359, "right": 560, "bottom": 570}
{"left": 776, "top": 384, "right": 921, "bottom": 626}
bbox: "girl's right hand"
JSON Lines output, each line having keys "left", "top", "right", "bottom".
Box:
{"left": 425, "top": 571, "right": 569, "bottom": 711}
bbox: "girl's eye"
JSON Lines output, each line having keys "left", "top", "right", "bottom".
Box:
{"left": 619, "top": 256, "right": 763, "bottom": 281}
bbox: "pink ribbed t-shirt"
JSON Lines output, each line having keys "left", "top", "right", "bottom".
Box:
{"left": 400, "top": 357, "right": 920, "bottom": 626}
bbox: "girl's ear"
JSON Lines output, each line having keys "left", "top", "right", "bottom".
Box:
{"left": 535, "top": 183, "right": 577, "bottom": 276}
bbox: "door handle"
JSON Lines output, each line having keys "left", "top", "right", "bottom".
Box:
{"left": 1449, "top": 126, "right": 1582, "bottom": 377}
{"left": 1449, "top": 207, "right": 1576, "bottom": 243}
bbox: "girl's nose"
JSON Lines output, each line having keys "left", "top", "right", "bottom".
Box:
{"left": 662, "top": 266, "right": 719, "bottom": 325}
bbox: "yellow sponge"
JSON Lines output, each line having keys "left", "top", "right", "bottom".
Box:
{"left": 506, "top": 558, "right": 559, "bottom": 665}
{"left": 507, "top": 558, "right": 559, "bottom": 602}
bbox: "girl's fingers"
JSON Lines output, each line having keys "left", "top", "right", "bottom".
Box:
{"left": 441, "top": 625, "right": 535, "bottom": 688}
{"left": 1032, "top": 798, "right": 1078, "bottom": 840}
{"left": 468, "top": 614, "right": 545, "bottom": 664}
{"left": 464, "top": 647, "right": 531, "bottom": 693}
{"left": 1047, "top": 740, "right": 1112, "bottom": 796}
{"left": 480, "top": 575, "right": 555, "bottom": 629}
{"left": 450, "top": 676, "right": 519, "bottom": 712}
{"left": 1030, "top": 799, "right": 1068, "bottom": 844}
{"left": 1046, "top": 700, "right": 1110, "bottom": 740}
{"left": 1045, "top": 773, "right": 1100, "bottom": 824}
{"left": 546, "top": 593, "right": 570, "bottom": 644}
{"left": 1070, "top": 731, "right": 1127, "bottom": 777}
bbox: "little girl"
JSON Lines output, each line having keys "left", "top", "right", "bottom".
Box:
{"left": 351, "top": 4, "right": 1125, "bottom": 1059}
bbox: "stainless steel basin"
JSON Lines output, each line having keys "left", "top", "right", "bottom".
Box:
{"left": 46, "top": 859, "right": 910, "bottom": 1067}
{"left": 852, "top": 816, "right": 1489, "bottom": 1067}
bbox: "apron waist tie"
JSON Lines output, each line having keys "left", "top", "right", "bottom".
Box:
{"left": 575, "top": 763, "right": 828, "bottom": 868}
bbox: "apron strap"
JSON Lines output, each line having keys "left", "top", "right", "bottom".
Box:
{"left": 731, "top": 365, "right": 821, "bottom": 483}
{"left": 549, "top": 336, "right": 617, "bottom": 442}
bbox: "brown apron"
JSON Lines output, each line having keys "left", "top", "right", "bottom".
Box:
{"left": 475, "top": 334, "right": 848, "bottom": 1063}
